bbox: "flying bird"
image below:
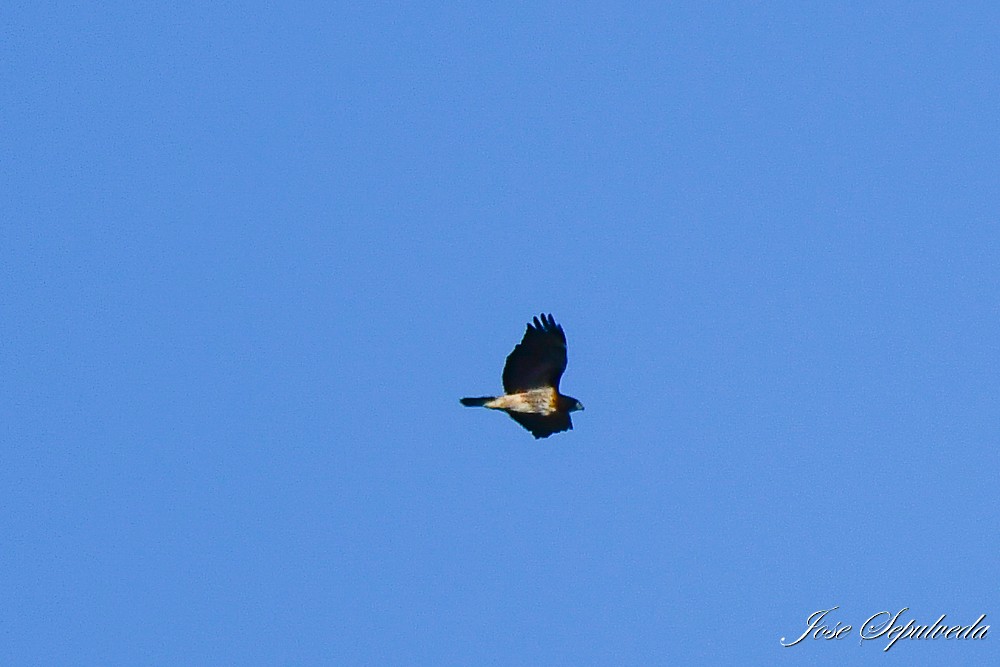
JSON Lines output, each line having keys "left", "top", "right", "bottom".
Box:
{"left": 461, "top": 313, "right": 584, "bottom": 439}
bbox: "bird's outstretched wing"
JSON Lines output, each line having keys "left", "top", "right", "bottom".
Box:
{"left": 507, "top": 411, "right": 573, "bottom": 439}
{"left": 502, "top": 314, "right": 568, "bottom": 393}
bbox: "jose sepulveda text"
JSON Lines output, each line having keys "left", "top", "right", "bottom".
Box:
{"left": 781, "top": 607, "right": 988, "bottom": 652}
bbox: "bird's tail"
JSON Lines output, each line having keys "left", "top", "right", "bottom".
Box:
{"left": 460, "top": 396, "right": 494, "bottom": 407}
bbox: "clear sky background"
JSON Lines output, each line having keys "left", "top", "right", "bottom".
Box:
{"left": 4, "top": 2, "right": 998, "bottom": 665}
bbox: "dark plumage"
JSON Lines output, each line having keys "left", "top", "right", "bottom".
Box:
{"left": 461, "top": 314, "right": 584, "bottom": 438}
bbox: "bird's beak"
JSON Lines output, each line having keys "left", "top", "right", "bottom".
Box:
{"left": 577, "top": 402, "right": 585, "bottom": 411}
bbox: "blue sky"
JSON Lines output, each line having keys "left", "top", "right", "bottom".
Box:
{"left": 4, "top": 2, "right": 998, "bottom": 664}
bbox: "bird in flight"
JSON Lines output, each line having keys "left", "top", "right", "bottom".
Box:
{"left": 461, "top": 313, "right": 584, "bottom": 439}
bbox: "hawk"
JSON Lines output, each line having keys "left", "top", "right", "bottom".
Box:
{"left": 461, "top": 313, "right": 584, "bottom": 438}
